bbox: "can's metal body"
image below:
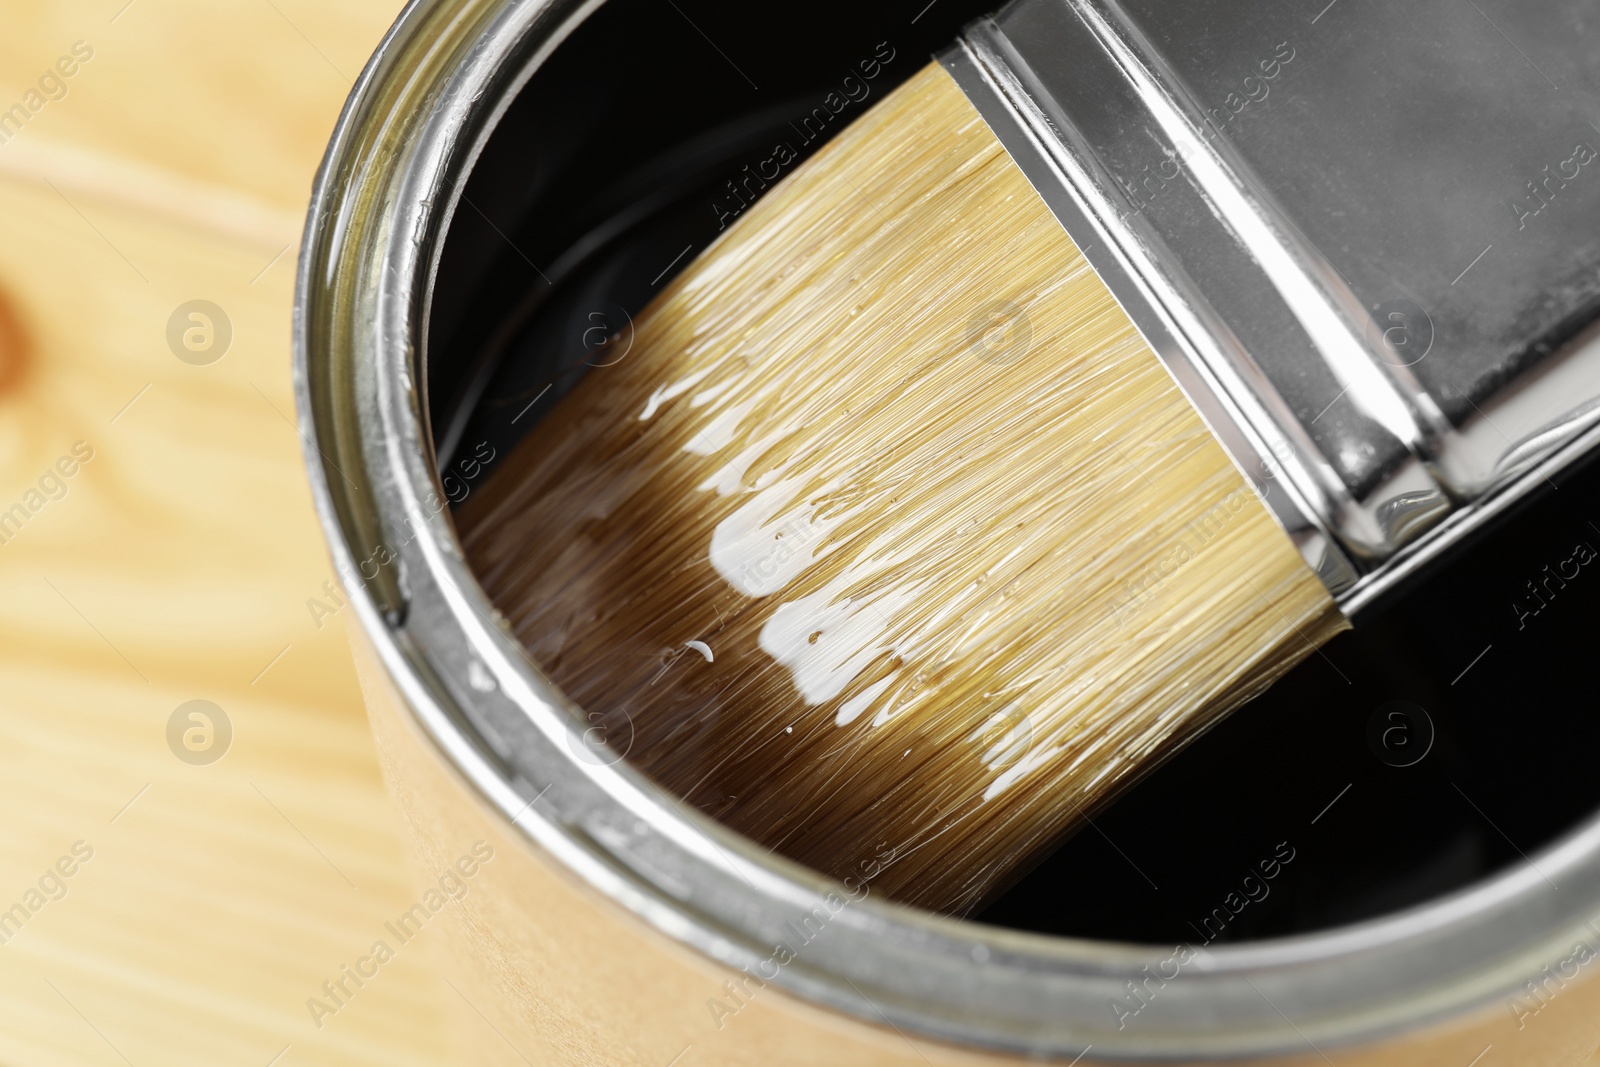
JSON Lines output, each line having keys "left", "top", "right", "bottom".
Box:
{"left": 295, "top": 0, "right": 1600, "bottom": 1061}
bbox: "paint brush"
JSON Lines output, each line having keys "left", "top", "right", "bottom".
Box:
{"left": 459, "top": 0, "right": 1600, "bottom": 914}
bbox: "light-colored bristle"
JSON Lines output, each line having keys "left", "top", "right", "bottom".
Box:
{"left": 459, "top": 62, "right": 1348, "bottom": 915}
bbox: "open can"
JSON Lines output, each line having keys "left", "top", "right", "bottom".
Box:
{"left": 294, "top": 0, "right": 1600, "bottom": 1061}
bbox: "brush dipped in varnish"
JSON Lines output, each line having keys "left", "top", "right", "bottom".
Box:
{"left": 458, "top": 62, "right": 1345, "bottom": 915}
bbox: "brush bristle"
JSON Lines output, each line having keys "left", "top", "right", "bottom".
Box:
{"left": 458, "top": 62, "right": 1347, "bottom": 915}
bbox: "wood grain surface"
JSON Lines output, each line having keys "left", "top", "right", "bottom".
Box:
{"left": 0, "top": 2, "right": 465, "bottom": 1064}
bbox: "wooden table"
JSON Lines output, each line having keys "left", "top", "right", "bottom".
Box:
{"left": 0, "top": 2, "right": 461, "bottom": 1063}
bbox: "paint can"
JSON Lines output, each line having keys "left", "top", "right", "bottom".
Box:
{"left": 295, "top": 0, "right": 1600, "bottom": 1061}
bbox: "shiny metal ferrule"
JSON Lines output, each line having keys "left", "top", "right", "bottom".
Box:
{"left": 942, "top": 0, "right": 1600, "bottom": 616}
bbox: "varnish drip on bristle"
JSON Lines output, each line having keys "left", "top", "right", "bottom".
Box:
{"left": 459, "top": 62, "right": 1348, "bottom": 915}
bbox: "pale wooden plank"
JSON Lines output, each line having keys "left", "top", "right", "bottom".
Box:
{"left": 0, "top": 0, "right": 456, "bottom": 1061}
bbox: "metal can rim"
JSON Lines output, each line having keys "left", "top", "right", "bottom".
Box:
{"left": 292, "top": 0, "right": 1600, "bottom": 1057}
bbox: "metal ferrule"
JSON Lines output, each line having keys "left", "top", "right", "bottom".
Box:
{"left": 942, "top": 0, "right": 1600, "bottom": 614}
